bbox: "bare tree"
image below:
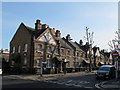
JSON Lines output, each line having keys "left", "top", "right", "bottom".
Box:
{"left": 84, "top": 27, "right": 94, "bottom": 72}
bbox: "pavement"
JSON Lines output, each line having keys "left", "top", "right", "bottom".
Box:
{"left": 99, "top": 79, "right": 120, "bottom": 89}
{"left": 3, "top": 70, "right": 96, "bottom": 80}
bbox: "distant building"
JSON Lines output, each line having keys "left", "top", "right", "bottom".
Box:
{"left": 0, "top": 49, "right": 9, "bottom": 62}
{"left": 0, "top": 49, "right": 9, "bottom": 72}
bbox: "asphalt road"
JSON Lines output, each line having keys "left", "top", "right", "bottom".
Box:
{"left": 2, "top": 73, "right": 110, "bottom": 89}
{"left": 2, "top": 77, "right": 77, "bottom": 88}
{"left": 42, "top": 73, "right": 106, "bottom": 89}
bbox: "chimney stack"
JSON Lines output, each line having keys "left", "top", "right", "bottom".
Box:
{"left": 42, "top": 24, "right": 48, "bottom": 29}
{"left": 55, "top": 30, "right": 61, "bottom": 38}
{"left": 79, "top": 40, "right": 83, "bottom": 46}
{"left": 35, "top": 19, "right": 41, "bottom": 30}
{"left": 66, "top": 34, "right": 71, "bottom": 41}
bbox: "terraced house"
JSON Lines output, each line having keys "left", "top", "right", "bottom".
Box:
{"left": 9, "top": 19, "right": 113, "bottom": 74}
{"left": 9, "top": 19, "right": 76, "bottom": 74}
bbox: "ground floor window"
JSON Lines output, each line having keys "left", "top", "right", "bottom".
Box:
{"left": 66, "top": 62, "right": 70, "bottom": 67}
{"left": 36, "top": 59, "right": 41, "bottom": 68}
{"left": 72, "top": 62, "right": 75, "bottom": 68}
{"left": 47, "top": 60, "right": 52, "bottom": 68}
{"left": 76, "top": 62, "right": 79, "bottom": 67}
{"left": 12, "top": 60, "right": 14, "bottom": 65}
{"left": 24, "top": 57, "right": 27, "bottom": 65}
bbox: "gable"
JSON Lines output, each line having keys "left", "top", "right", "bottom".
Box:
{"left": 95, "top": 49, "right": 100, "bottom": 56}
{"left": 38, "top": 30, "right": 56, "bottom": 46}
{"left": 109, "top": 53, "right": 112, "bottom": 59}
{"left": 10, "top": 23, "right": 31, "bottom": 45}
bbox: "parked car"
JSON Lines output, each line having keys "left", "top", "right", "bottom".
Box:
{"left": 95, "top": 65, "right": 115, "bottom": 79}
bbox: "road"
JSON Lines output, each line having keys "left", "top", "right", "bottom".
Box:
{"left": 42, "top": 73, "right": 106, "bottom": 89}
{"left": 2, "top": 73, "right": 110, "bottom": 89}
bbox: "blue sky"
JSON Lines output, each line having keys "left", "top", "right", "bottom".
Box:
{"left": 2, "top": 2, "right": 118, "bottom": 51}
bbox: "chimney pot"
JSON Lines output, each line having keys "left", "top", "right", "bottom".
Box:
{"left": 79, "top": 40, "right": 83, "bottom": 46}
{"left": 66, "top": 34, "right": 71, "bottom": 41}
{"left": 42, "top": 24, "right": 48, "bottom": 29}
{"left": 35, "top": 19, "right": 41, "bottom": 30}
{"left": 55, "top": 30, "right": 61, "bottom": 38}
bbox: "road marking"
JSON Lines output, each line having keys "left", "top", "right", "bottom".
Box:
{"left": 84, "top": 87, "right": 93, "bottom": 88}
{"left": 73, "top": 84, "right": 82, "bottom": 87}
{"left": 67, "top": 80, "right": 73, "bottom": 83}
{"left": 95, "top": 83, "right": 105, "bottom": 90}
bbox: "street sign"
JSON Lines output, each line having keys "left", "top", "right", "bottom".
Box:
{"left": 40, "top": 56, "right": 43, "bottom": 59}
{"left": 112, "top": 51, "right": 119, "bottom": 58}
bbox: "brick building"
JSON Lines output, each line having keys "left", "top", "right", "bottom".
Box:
{"left": 9, "top": 19, "right": 113, "bottom": 74}
{"left": 9, "top": 20, "right": 75, "bottom": 73}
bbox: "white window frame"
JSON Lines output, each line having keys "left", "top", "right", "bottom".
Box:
{"left": 61, "top": 49, "right": 64, "bottom": 55}
{"left": 36, "top": 59, "right": 41, "bottom": 68}
{"left": 13, "top": 47, "right": 15, "bottom": 53}
{"left": 67, "top": 50, "right": 70, "bottom": 56}
{"left": 12, "top": 60, "right": 14, "bottom": 65}
{"left": 55, "top": 48, "right": 58, "bottom": 54}
{"left": 47, "top": 46, "right": 51, "bottom": 53}
{"left": 37, "top": 44, "right": 42, "bottom": 52}
{"left": 24, "top": 44, "right": 28, "bottom": 52}
{"left": 24, "top": 57, "right": 27, "bottom": 65}
{"left": 18, "top": 45, "right": 21, "bottom": 53}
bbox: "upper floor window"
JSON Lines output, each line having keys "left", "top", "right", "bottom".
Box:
{"left": 55, "top": 48, "right": 58, "bottom": 54}
{"left": 47, "top": 46, "right": 51, "bottom": 53}
{"left": 18, "top": 45, "right": 21, "bottom": 53}
{"left": 77, "top": 62, "right": 79, "bottom": 67}
{"left": 73, "top": 51, "right": 75, "bottom": 56}
{"left": 80, "top": 53, "right": 83, "bottom": 57}
{"left": 61, "top": 49, "right": 64, "bottom": 55}
{"left": 77, "top": 53, "right": 79, "bottom": 57}
{"left": 24, "top": 44, "right": 28, "bottom": 52}
{"left": 37, "top": 44, "right": 42, "bottom": 52}
{"left": 67, "top": 50, "right": 70, "bottom": 56}
{"left": 13, "top": 47, "right": 15, "bottom": 53}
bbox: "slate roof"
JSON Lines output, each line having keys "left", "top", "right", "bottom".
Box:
{"left": 62, "top": 37, "right": 85, "bottom": 52}
{"left": 62, "top": 37, "right": 75, "bottom": 50}
{"left": 23, "top": 23, "right": 49, "bottom": 39}
{"left": 55, "top": 37, "right": 72, "bottom": 49}
{"left": 74, "top": 42, "right": 86, "bottom": 52}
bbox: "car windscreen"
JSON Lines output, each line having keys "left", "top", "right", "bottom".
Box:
{"left": 99, "top": 67, "right": 110, "bottom": 71}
